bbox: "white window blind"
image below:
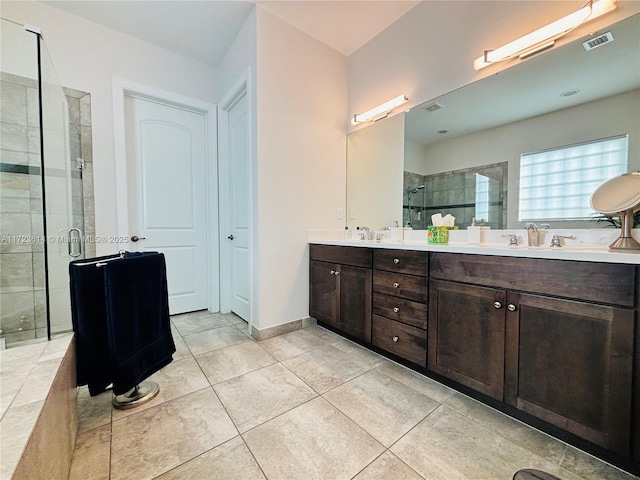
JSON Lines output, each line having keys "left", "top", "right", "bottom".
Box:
{"left": 518, "top": 135, "right": 628, "bottom": 221}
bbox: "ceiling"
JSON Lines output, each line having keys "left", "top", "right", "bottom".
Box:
{"left": 42, "top": 0, "right": 419, "bottom": 66}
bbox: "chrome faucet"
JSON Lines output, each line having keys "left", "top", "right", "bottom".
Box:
{"left": 524, "top": 223, "right": 550, "bottom": 247}
{"left": 360, "top": 227, "right": 374, "bottom": 241}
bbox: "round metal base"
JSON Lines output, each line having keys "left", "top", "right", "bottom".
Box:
{"left": 609, "top": 235, "right": 640, "bottom": 252}
{"left": 112, "top": 381, "right": 159, "bottom": 410}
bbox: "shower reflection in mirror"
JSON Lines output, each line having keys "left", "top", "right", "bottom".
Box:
{"left": 403, "top": 162, "right": 507, "bottom": 229}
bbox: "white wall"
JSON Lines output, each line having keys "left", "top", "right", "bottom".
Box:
{"left": 1, "top": 1, "right": 221, "bottom": 256}
{"left": 347, "top": 113, "right": 404, "bottom": 229}
{"left": 255, "top": 7, "right": 347, "bottom": 330}
{"left": 348, "top": 1, "right": 640, "bottom": 134}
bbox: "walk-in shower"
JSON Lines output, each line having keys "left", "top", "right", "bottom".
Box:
{"left": 1, "top": 18, "right": 94, "bottom": 348}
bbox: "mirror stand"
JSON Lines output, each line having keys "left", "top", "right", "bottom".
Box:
{"left": 609, "top": 208, "right": 640, "bottom": 251}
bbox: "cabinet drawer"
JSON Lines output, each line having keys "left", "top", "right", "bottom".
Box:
{"left": 373, "top": 292, "right": 427, "bottom": 330}
{"left": 373, "top": 270, "right": 428, "bottom": 302}
{"left": 372, "top": 314, "right": 427, "bottom": 367}
{"left": 310, "top": 244, "right": 372, "bottom": 268}
{"left": 373, "top": 249, "right": 429, "bottom": 276}
{"left": 430, "top": 253, "right": 636, "bottom": 307}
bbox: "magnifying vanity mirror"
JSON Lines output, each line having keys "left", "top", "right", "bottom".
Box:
{"left": 591, "top": 172, "right": 640, "bottom": 251}
{"left": 346, "top": 13, "right": 640, "bottom": 232}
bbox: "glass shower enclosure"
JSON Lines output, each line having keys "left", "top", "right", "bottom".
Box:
{"left": 1, "top": 18, "right": 85, "bottom": 347}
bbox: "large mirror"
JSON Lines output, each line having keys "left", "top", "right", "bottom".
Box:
{"left": 347, "top": 13, "right": 640, "bottom": 231}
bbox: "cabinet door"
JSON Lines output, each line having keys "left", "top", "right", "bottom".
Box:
{"left": 310, "top": 260, "right": 339, "bottom": 326}
{"left": 338, "top": 264, "right": 372, "bottom": 342}
{"left": 428, "top": 280, "right": 506, "bottom": 400}
{"left": 505, "top": 293, "right": 633, "bottom": 455}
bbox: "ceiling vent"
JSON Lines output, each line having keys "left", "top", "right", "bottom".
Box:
{"left": 422, "top": 102, "right": 443, "bottom": 112}
{"left": 583, "top": 31, "right": 614, "bottom": 51}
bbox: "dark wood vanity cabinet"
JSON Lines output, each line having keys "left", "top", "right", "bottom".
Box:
{"left": 428, "top": 280, "right": 506, "bottom": 400}
{"left": 429, "top": 252, "right": 636, "bottom": 456}
{"left": 371, "top": 249, "right": 429, "bottom": 367}
{"left": 309, "top": 245, "right": 372, "bottom": 342}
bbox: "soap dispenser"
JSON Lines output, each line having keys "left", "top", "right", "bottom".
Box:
{"left": 467, "top": 217, "right": 481, "bottom": 244}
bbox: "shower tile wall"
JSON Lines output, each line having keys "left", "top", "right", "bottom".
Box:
{"left": 0, "top": 73, "right": 94, "bottom": 346}
{"left": 64, "top": 86, "right": 95, "bottom": 259}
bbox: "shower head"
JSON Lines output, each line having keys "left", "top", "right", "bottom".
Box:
{"left": 408, "top": 184, "right": 425, "bottom": 194}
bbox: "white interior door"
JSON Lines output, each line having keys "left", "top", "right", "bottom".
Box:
{"left": 124, "top": 95, "right": 208, "bottom": 314}
{"left": 227, "top": 93, "right": 250, "bottom": 321}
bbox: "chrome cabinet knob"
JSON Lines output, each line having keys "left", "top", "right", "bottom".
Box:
{"left": 393, "top": 307, "right": 400, "bottom": 313}
{"left": 507, "top": 304, "right": 517, "bottom": 311}
{"left": 493, "top": 301, "right": 502, "bottom": 309}
{"left": 392, "top": 336, "right": 399, "bottom": 342}
{"left": 330, "top": 270, "right": 340, "bottom": 276}
{"left": 393, "top": 258, "right": 400, "bottom": 264}
{"left": 393, "top": 282, "right": 400, "bottom": 288}
{"left": 334, "top": 271, "right": 340, "bottom": 276}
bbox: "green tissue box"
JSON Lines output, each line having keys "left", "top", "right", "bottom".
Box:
{"left": 427, "top": 226, "right": 450, "bottom": 244}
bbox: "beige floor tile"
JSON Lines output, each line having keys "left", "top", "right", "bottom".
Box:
{"left": 353, "top": 451, "right": 424, "bottom": 480}
{"left": 243, "top": 397, "right": 385, "bottom": 480}
{"left": 110, "top": 388, "right": 237, "bottom": 480}
{"left": 375, "top": 361, "right": 455, "bottom": 403}
{"left": 77, "top": 386, "right": 112, "bottom": 435}
{"left": 196, "top": 341, "right": 276, "bottom": 384}
{"left": 214, "top": 363, "right": 317, "bottom": 432}
{"left": 304, "top": 325, "right": 345, "bottom": 344}
{"left": 561, "top": 447, "right": 640, "bottom": 480}
{"left": 324, "top": 368, "right": 439, "bottom": 447}
{"left": 68, "top": 424, "right": 111, "bottom": 480}
{"left": 183, "top": 325, "right": 251, "bottom": 356}
{"left": 391, "top": 405, "right": 558, "bottom": 480}
{"left": 222, "top": 312, "right": 246, "bottom": 325}
{"left": 258, "top": 328, "right": 329, "bottom": 361}
{"left": 444, "top": 392, "right": 567, "bottom": 465}
{"left": 112, "top": 357, "right": 210, "bottom": 420}
{"left": 155, "top": 436, "right": 266, "bottom": 480}
{"left": 331, "top": 338, "right": 388, "bottom": 368}
{"left": 282, "top": 343, "right": 376, "bottom": 394}
{"left": 170, "top": 330, "right": 193, "bottom": 361}
{"left": 171, "top": 311, "right": 231, "bottom": 336}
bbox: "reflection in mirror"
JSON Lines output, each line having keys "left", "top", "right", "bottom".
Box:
{"left": 403, "top": 162, "right": 507, "bottom": 229}
{"left": 346, "top": 13, "right": 640, "bottom": 231}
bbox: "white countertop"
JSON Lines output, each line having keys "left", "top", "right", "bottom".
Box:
{"left": 309, "top": 229, "right": 640, "bottom": 264}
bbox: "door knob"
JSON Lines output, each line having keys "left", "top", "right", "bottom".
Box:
{"left": 228, "top": 235, "right": 234, "bottom": 240}
{"left": 131, "top": 235, "right": 146, "bottom": 242}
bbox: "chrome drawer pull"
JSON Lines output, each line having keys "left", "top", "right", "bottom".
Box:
{"left": 393, "top": 307, "right": 400, "bottom": 313}
{"left": 393, "top": 258, "right": 400, "bottom": 264}
{"left": 393, "top": 282, "right": 400, "bottom": 288}
{"left": 392, "top": 336, "right": 399, "bottom": 342}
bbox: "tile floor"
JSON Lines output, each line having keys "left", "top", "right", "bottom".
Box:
{"left": 69, "top": 311, "right": 639, "bottom": 480}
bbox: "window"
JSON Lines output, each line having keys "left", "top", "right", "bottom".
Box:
{"left": 518, "top": 135, "right": 628, "bottom": 221}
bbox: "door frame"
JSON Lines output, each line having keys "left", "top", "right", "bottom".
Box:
{"left": 112, "top": 76, "right": 220, "bottom": 312}
{"left": 217, "top": 68, "right": 254, "bottom": 333}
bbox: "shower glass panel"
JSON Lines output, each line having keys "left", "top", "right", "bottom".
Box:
{"left": 0, "top": 18, "right": 83, "bottom": 347}
{"left": 39, "top": 38, "right": 82, "bottom": 337}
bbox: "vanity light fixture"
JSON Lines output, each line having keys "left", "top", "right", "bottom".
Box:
{"left": 473, "top": 0, "right": 617, "bottom": 70}
{"left": 351, "top": 94, "right": 408, "bottom": 125}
